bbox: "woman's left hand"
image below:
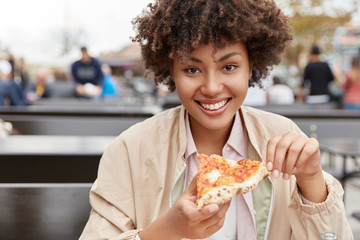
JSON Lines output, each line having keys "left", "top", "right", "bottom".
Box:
{"left": 266, "top": 132, "right": 327, "bottom": 203}
{"left": 266, "top": 132, "right": 322, "bottom": 180}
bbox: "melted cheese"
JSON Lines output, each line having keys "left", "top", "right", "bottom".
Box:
{"left": 206, "top": 169, "right": 221, "bottom": 183}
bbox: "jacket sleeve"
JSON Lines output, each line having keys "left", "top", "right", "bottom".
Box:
{"left": 79, "top": 137, "right": 141, "bottom": 240}
{"left": 288, "top": 171, "right": 353, "bottom": 240}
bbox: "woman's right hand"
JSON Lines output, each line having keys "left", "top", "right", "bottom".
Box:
{"left": 139, "top": 176, "right": 230, "bottom": 240}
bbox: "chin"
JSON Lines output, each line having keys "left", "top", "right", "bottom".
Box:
{"left": 202, "top": 118, "right": 233, "bottom": 130}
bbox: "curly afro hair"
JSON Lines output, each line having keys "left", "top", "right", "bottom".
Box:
{"left": 132, "top": 0, "right": 292, "bottom": 92}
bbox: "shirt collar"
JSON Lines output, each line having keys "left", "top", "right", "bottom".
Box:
{"left": 185, "top": 110, "right": 247, "bottom": 159}
{"left": 185, "top": 111, "right": 197, "bottom": 159}
{"left": 227, "top": 110, "right": 248, "bottom": 158}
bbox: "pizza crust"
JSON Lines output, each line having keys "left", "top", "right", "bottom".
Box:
{"left": 196, "top": 164, "right": 270, "bottom": 209}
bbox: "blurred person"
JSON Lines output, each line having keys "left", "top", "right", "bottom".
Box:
{"left": 6, "top": 54, "right": 30, "bottom": 92}
{"left": 266, "top": 76, "right": 295, "bottom": 104}
{"left": 0, "top": 60, "right": 12, "bottom": 105}
{"left": 0, "top": 59, "right": 27, "bottom": 106}
{"left": 34, "top": 69, "right": 49, "bottom": 97}
{"left": 100, "top": 64, "right": 118, "bottom": 98}
{"left": 7, "top": 53, "right": 16, "bottom": 79}
{"left": 18, "top": 57, "right": 31, "bottom": 90}
{"left": 342, "top": 54, "right": 360, "bottom": 110}
{"left": 25, "top": 68, "right": 50, "bottom": 102}
{"left": 243, "top": 85, "right": 267, "bottom": 106}
{"left": 71, "top": 46, "right": 104, "bottom": 98}
{"left": 46, "top": 68, "right": 77, "bottom": 98}
{"left": 243, "top": 77, "right": 272, "bottom": 106}
{"left": 297, "top": 45, "right": 334, "bottom": 104}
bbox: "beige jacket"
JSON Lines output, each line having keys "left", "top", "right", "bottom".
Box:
{"left": 80, "top": 106, "right": 353, "bottom": 240}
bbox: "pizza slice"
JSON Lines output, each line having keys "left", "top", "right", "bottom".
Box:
{"left": 196, "top": 153, "right": 270, "bottom": 208}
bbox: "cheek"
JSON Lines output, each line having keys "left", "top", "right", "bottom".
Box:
{"left": 227, "top": 75, "right": 249, "bottom": 95}
{"left": 174, "top": 71, "right": 197, "bottom": 90}
{"left": 173, "top": 76, "right": 194, "bottom": 100}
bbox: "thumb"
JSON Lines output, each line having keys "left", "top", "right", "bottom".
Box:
{"left": 184, "top": 174, "right": 198, "bottom": 197}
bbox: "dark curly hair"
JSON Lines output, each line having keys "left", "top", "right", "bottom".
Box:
{"left": 132, "top": 0, "right": 292, "bottom": 92}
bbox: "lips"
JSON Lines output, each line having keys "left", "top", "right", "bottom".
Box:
{"left": 199, "top": 99, "right": 229, "bottom": 111}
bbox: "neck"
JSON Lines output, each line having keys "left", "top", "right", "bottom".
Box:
{"left": 81, "top": 55, "right": 91, "bottom": 63}
{"left": 189, "top": 116, "right": 234, "bottom": 156}
{"left": 311, "top": 55, "right": 320, "bottom": 62}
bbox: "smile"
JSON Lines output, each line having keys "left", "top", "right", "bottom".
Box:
{"left": 200, "top": 99, "right": 228, "bottom": 111}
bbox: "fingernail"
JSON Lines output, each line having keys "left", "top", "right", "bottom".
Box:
{"left": 283, "top": 173, "right": 289, "bottom": 180}
{"left": 292, "top": 167, "right": 297, "bottom": 174}
{"left": 209, "top": 205, "right": 218, "bottom": 213}
{"left": 267, "top": 162, "right": 273, "bottom": 171}
{"left": 272, "top": 169, "right": 279, "bottom": 178}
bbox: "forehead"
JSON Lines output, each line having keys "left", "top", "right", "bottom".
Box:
{"left": 176, "top": 41, "right": 249, "bottom": 63}
{"left": 194, "top": 41, "right": 247, "bottom": 54}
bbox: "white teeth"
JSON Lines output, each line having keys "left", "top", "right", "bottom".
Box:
{"left": 201, "top": 100, "right": 227, "bottom": 110}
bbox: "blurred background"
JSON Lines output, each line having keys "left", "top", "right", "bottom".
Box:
{"left": 0, "top": 0, "right": 360, "bottom": 239}
{"left": 0, "top": 0, "right": 359, "bottom": 107}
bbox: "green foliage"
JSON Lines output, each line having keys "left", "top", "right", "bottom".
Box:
{"left": 275, "top": 0, "right": 355, "bottom": 83}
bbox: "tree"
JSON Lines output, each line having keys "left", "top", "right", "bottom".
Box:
{"left": 52, "top": 3, "right": 87, "bottom": 65}
{"left": 58, "top": 26, "right": 85, "bottom": 57}
{"left": 62, "top": 5, "right": 85, "bottom": 56}
{"left": 275, "top": 0, "right": 356, "bottom": 87}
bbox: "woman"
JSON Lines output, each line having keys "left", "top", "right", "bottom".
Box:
{"left": 343, "top": 54, "right": 360, "bottom": 110}
{"left": 80, "top": 1, "right": 352, "bottom": 239}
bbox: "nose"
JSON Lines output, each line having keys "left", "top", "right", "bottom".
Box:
{"left": 200, "top": 73, "right": 223, "bottom": 97}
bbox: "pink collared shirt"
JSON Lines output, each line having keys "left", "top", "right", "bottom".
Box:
{"left": 183, "top": 111, "right": 256, "bottom": 240}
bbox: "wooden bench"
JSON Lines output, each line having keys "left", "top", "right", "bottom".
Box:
{"left": 257, "top": 104, "right": 360, "bottom": 139}
{"left": 0, "top": 135, "right": 113, "bottom": 183}
{"left": 0, "top": 105, "right": 160, "bottom": 136}
{"left": 0, "top": 183, "right": 91, "bottom": 240}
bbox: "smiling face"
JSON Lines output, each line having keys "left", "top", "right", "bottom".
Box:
{"left": 172, "top": 41, "right": 251, "bottom": 136}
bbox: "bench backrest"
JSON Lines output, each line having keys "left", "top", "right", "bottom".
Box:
{"left": 0, "top": 184, "right": 91, "bottom": 240}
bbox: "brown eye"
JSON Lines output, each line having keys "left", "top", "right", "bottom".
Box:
{"left": 186, "top": 67, "right": 199, "bottom": 74}
{"left": 224, "top": 64, "right": 236, "bottom": 71}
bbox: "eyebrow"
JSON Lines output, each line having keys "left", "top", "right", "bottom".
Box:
{"left": 189, "top": 52, "right": 242, "bottom": 64}
{"left": 216, "top": 52, "right": 242, "bottom": 62}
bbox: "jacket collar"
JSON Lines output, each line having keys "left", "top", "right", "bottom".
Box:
{"left": 239, "top": 106, "right": 267, "bottom": 162}
{"left": 178, "top": 106, "right": 187, "bottom": 162}
{"left": 177, "top": 105, "right": 266, "bottom": 162}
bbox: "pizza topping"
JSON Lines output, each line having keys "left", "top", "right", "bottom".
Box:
{"left": 196, "top": 153, "right": 269, "bottom": 206}
{"left": 197, "top": 154, "right": 260, "bottom": 191}
{"left": 206, "top": 170, "right": 221, "bottom": 184}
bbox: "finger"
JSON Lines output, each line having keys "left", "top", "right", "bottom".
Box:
{"left": 182, "top": 203, "right": 219, "bottom": 224}
{"left": 203, "top": 216, "right": 226, "bottom": 237}
{"left": 282, "top": 137, "right": 307, "bottom": 179}
{"left": 200, "top": 201, "right": 230, "bottom": 228}
{"left": 184, "top": 174, "right": 198, "bottom": 198}
{"left": 266, "top": 135, "right": 282, "bottom": 171}
{"left": 272, "top": 133, "right": 295, "bottom": 178}
{"left": 295, "top": 138, "right": 320, "bottom": 172}
{"left": 202, "top": 201, "right": 231, "bottom": 226}
{"left": 177, "top": 175, "right": 205, "bottom": 222}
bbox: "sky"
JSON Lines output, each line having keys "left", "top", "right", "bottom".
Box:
{"left": 0, "top": 0, "right": 358, "bottom": 67}
{"left": 0, "top": 0, "right": 153, "bottom": 66}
